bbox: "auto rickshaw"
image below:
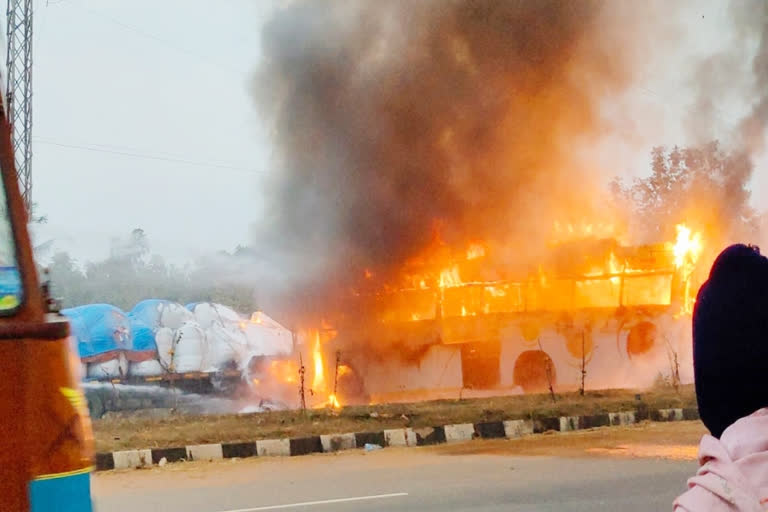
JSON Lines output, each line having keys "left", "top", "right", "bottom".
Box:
{"left": 0, "top": 81, "right": 93, "bottom": 510}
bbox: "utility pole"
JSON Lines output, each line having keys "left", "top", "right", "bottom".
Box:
{"left": 333, "top": 350, "right": 340, "bottom": 397}
{"left": 5, "top": 0, "right": 33, "bottom": 211}
{"left": 298, "top": 350, "right": 306, "bottom": 411}
{"left": 537, "top": 338, "right": 556, "bottom": 403}
{"left": 580, "top": 331, "right": 586, "bottom": 396}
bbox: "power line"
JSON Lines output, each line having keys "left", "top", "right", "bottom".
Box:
{"left": 51, "top": 0, "right": 246, "bottom": 77}
{"left": 33, "top": 138, "right": 264, "bottom": 175}
{"left": 33, "top": 134, "right": 247, "bottom": 162}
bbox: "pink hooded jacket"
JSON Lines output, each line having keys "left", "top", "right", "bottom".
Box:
{"left": 675, "top": 408, "right": 768, "bottom": 511}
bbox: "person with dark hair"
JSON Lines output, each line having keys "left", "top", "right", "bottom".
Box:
{"left": 674, "top": 244, "right": 768, "bottom": 511}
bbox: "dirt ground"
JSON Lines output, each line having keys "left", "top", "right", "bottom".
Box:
{"left": 93, "top": 385, "right": 696, "bottom": 452}
{"left": 429, "top": 420, "right": 705, "bottom": 460}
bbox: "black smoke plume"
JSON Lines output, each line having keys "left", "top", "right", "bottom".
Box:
{"left": 252, "top": 1, "right": 658, "bottom": 316}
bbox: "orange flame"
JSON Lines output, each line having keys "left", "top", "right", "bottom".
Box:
{"left": 308, "top": 331, "right": 343, "bottom": 409}
{"left": 466, "top": 242, "right": 486, "bottom": 260}
{"left": 552, "top": 220, "right": 619, "bottom": 244}
{"left": 312, "top": 331, "right": 325, "bottom": 391}
{"left": 269, "top": 359, "right": 297, "bottom": 384}
{"left": 352, "top": 220, "right": 706, "bottom": 329}
{"left": 439, "top": 265, "right": 462, "bottom": 288}
{"left": 673, "top": 224, "right": 703, "bottom": 269}
{"left": 673, "top": 223, "right": 703, "bottom": 315}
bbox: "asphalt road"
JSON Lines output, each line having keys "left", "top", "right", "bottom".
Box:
{"left": 92, "top": 445, "right": 696, "bottom": 512}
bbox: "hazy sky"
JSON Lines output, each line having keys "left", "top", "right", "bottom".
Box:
{"left": 20, "top": 0, "right": 768, "bottom": 265}
{"left": 30, "top": 0, "right": 276, "bottom": 263}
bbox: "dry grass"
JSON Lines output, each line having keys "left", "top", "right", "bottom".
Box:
{"left": 93, "top": 385, "right": 696, "bottom": 452}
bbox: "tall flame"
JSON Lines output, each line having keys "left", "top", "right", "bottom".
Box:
{"left": 466, "top": 242, "right": 486, "bottom": 260}
{"left": 309, "top": 330, "right": 342, "bottom": 409}
{"left": 673, "top": 223, "right": 703, "bottom": 314}
{"left": 673, "top": 224, "right": 703, "bottom": 269}
{"left": 312, "top": 331, "right": 325, "bottom": 391}
{"left": 439, "top": 265, "right": 462, "bottom": 288}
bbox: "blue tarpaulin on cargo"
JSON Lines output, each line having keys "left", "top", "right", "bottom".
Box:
{"left": 61, "top": 304, "right": 131, "bottom": 361}
{"left": 126, "top": 316, "right": 157, "bottom": 362}
{"left": 129, "top": 318, "right": 156, "bottom": 353}
{"left": 129, "top": 299, "right": 170, "bottom": 331}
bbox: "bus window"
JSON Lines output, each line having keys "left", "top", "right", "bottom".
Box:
{"left": 0, "top": 177, "right": 21, "bottom": 312}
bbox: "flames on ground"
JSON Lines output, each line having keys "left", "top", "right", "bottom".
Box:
{"left": 258, "top": 329, "right": 363, "bottom": 410}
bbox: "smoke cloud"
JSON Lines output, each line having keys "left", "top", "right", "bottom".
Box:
{"left": 684, "top": 1, "right": 768, "bottom": 155}
{"left": 250, "top": 1, "right": 768, "bottom": 319}
{"left": 735, "top": 1, "right": 768, "bottom": 155}
{"left": 664, "top": 0, "right": 768, "bottom": 253}
{"left": 252, "top": 0, "right": 659, "bottom": 310}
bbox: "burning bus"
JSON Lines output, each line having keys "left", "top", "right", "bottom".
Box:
{"left": 246, "top": 0, "right": 765, "bottom": 411}
{"left": 303, "top": 223, "right": 704, "bottom": 406}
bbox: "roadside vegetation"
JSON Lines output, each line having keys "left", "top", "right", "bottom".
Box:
{"left": 94, "top": 385, "right": 696, "bottom": 452}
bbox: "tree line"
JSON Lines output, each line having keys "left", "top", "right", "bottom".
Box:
{"left": 611, "top": 140, "right": 761, "bottom": 251}
{"left": 47, "top": 228, "right": 258, "bottom": 313}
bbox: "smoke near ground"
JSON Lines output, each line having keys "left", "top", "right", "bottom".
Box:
{"left": 252, "top": 0, "right": 665, "bottom": 310}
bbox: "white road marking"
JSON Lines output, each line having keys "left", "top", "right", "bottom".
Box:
{"left": 218, "top": 492, "right": 409, "bottom": 511}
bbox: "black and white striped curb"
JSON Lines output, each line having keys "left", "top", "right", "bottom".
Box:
{"left": 95, "top": 407, "right": 699, "bottom": 471}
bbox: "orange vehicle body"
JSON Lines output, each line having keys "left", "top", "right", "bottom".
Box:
{"left": 0, "top": 104, "right": 93, "bottom": 508}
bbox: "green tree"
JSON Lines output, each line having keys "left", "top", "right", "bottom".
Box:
{"left": 48, "top": 251, "right": 88, "bottom": 308}
{"left": 615, "top": 141, "right": 758, "bottom": 245}
{"left": 47, "top": 228, "right": 258, "bottom": 314}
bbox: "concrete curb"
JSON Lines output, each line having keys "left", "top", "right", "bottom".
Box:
{"left": 94, "top": 407, "right": 700, "bottom": 471}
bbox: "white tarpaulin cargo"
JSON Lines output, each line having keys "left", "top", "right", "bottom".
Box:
{"left": 129, "top": 359, "right": 164, "bottom": 376}
{"left": 172, "top": 321, "right": 207, "bottom": 373}
{"left": 154, "top": 327, "right": 174, "bottom": 369}
{"left": 242, "top": 311, "right": 293, "bottom": 358}
{"left": 87, "top": 352, "right": 128, "bottom": 379}
{"left": 189, "top": 302, "right": 242, "bottom": 330}
{"left": 72, "top": 299, "right": 295, "bottom": 380}
{"left": 205, "top": 321, "right": 248, "bottom": 370}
